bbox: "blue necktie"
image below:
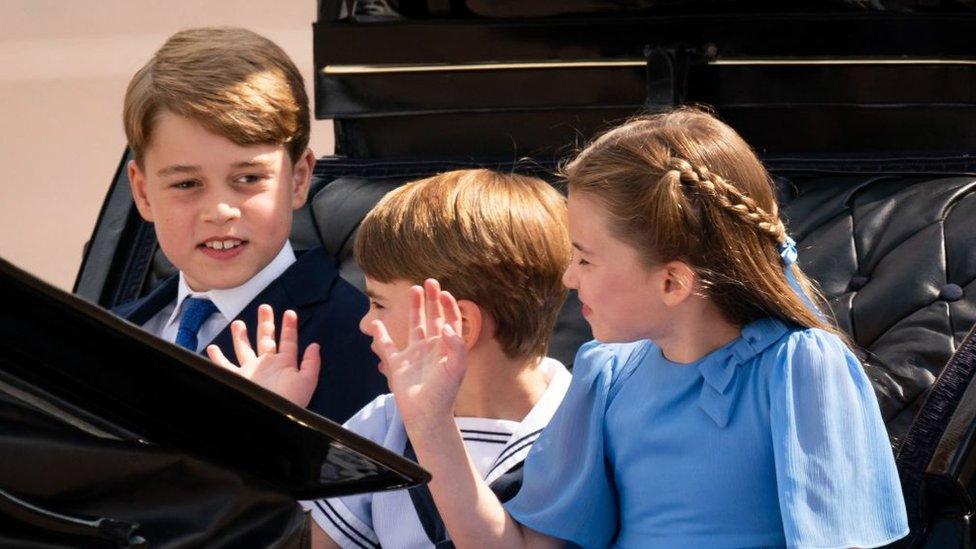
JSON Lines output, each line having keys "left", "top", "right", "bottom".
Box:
{"left": 175, "top": 297, "right": 219, "bottom": 351}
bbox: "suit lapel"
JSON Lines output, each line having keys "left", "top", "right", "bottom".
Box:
{"left": 114, "top": 276, "right": 179, "bottom": 326}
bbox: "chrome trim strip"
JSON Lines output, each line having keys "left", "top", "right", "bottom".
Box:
{"left": 711, "top": 58, "right": 976, "bottom": 66}
{"left": 322, "top": 60, "right": 646, "bottom": 74}
{"left": 322, "top": 58, "right": 976, "bottom": 75}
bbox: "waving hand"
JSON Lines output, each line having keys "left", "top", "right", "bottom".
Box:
{"left": 207, "top": 304, "right": 320, "bottom": 407}
{"left": 368, "top": 279, "right": 467, "bottom": 426}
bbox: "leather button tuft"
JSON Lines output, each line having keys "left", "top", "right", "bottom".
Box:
{"left": 940, "top": 283, "right": 964, "bottom": 302}
{"left": 850, "top": 276, "right": 870, "bottom": 291}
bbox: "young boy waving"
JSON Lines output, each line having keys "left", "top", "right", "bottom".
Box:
{"left": 211, "top": 169, "right": 573, "bottom": 548}
{"left": 114, "top": 27, "right": 386, "bottom": 422}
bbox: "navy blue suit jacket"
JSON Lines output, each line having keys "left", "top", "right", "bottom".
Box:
{"left": 114, "top": 247, "right": 387, "bottom": 423}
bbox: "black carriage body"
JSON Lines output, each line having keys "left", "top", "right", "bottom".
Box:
{"left": 61, "top": 0, "right": 976, "bottom": 546}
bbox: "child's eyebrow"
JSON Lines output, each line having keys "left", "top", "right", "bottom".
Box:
{"left": 572, "top": 242, "right": 592, "bottom": 254}
{"left": 156, "top": 164, "right": 201, "bottom": 177}
{"left": 364, "top": 289, "right": 380, "bottom": 299}
{"left": 231, "top": 160, "right": 274, "bottom": 169}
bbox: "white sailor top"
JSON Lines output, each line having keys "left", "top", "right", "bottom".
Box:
{"left": 303, "top": 358, "right": 571, "bottom": 549}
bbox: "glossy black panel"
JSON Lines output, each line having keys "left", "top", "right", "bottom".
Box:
{"left": 320, "top": 0, "right": 976, "bottom": 21}
{"left": 318, "top": 63, "right": 976, "bottom": 119}
{"left": 314, "top": 15, "right": 976, "bottom": 66}
{"left": 332, "top": 104, "right": 976, "bottom": 159}
{"left": 0, "top": 388, "right": 309, "bottom": 547}
{"left": 317, "top": 66, "right": 646, "bottom": 117}
{"left": 0, "top": 257, "right": 428, "bottom": 499}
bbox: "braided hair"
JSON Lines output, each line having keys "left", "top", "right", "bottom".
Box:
{"left": 563, "top": 107, "right": 844, "bottom": 342}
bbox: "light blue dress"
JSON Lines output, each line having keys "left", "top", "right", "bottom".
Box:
{"left": 505, "top": 318, "right": 909, "bottom": 548}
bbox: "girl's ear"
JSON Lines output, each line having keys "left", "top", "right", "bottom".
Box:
{"left": 661, "top": 261, "right": 696, "bottom": 307}
{"left": 128, "top": 159, "right": 154, "bottom": 222}
{"left": 290, "top": 147, "right": 315, "bottom": 210}
{"left": 455, "top": 299, "right": 484, "bottom": 351}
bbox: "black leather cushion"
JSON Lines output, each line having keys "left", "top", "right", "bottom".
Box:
{"left": 782, "top": 174, "right": 976, "bottom": 448}
{"left": 311, "top": 176, "right": 408, "bottom": 292}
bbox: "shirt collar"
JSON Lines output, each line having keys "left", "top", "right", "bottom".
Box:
{"left": 483, "top": 357, "right": 571, "bottom": 485}
{"left": 165, "top": 242, "right": 297, "bottom": 330}
{"left": 517, "top": 357, "right": 572, "bottom": 435}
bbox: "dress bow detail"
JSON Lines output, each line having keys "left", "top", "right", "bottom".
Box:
{"left": 697, "top": 318, "right": 789, "bottom": 428}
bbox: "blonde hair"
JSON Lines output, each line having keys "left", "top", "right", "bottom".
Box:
{"left": 123, "top": 27, "right": 310, "bottom": 166}
{"left": 355, "top": 169, "right": 571, "bottom": 359}
{"left": 566, "top": 107, "right": 846, "bottom": 342}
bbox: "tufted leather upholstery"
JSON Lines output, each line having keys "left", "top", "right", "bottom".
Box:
{"left": 143, "top": 160, "right": 976, "bottom": 451}
{"left": 781, "top": 174, "right": 976, "bottom": 449}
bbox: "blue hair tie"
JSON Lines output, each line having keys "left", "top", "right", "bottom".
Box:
{"left": 778, "top": 236, "right": 798, "bottom": 267}
{"left": 777, "top": 236, "right": 824, "bottom": 319}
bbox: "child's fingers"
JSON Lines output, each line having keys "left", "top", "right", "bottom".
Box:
{"left": 206, "top": 344, "right": 238, "bottom": 371}
{"left": 256, "top": 304, "right": 277, "bottom": 355}
{"left": 424, "top": 279, "right": 445, "bottom": 336}
{"left": 279, "top": 309, "right": 299, "bottom": 361}
{"left": 299, "top": 343, "right": 321, "bottom": 383}
{"left": 408, "top": 285, "right": 427, "bottom": 344}
{"left": 439, "top": 291, "right": 462, "bottom": 336}
{"left": 230, "top": 320, "right": 257, "bottom": 364}
{"left": 442, "top": 324, "right": 468, "bottom": 379}
{"left": 370, "top": 320, "right": 399, "bottom": 366}
{"left": 369, "top": 340, "right": 392, "bottom": 376}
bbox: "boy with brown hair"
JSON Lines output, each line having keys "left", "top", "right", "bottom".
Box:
{"left": 113, "top": 27, "right": 386, "bottom": 422}
{"left": 212, "top": 169, "right": 573, "bottom": 548}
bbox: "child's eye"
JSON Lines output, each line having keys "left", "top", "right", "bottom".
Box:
{"left": 369, "top": 300, "right": 385, "bottom": 310}
{"left": 172, "top": 180, "right": 199, "bottom": 190}
{"left": 235, "top": 174, "right": 267, "bottom": 185}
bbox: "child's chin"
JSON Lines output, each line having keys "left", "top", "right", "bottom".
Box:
{"left": 190, "top": 271, "right": 258, "bottom": 291}
{"left": 591, "top": 327, "right": 643, "bottom": 345}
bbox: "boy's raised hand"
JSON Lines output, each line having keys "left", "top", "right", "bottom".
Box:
{"left": 369, "top": 279, "right": 467, "bottom": 427}
{"left": 207, "top": 305, "right": 320, "bottom": 408}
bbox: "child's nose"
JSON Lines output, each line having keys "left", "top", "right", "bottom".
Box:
{"left": 562, "top": 263, "right": 578, "bottom": 289}
{"left": 358, "top": 311, "right": 373, "bottom": 336}
{"left": 204, "top": 200, "right": 242, "bottom": 224}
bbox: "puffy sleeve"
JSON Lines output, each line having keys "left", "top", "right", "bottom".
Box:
{"left": 505, "top": 340, "right": 645, "bottom": 548}
{"left": 301, "top": 395, "right": 393, "bottom": 549}
{"left": 769, "top": 330, "right": 909, "bottom": 548}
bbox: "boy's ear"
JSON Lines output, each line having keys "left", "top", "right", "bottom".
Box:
{"left": 128, "top": 159, "right": 155, "bottom": 222}
{"left": 455, "top": 299, "right": 483, "bottom": 352}
{"left": 661, "top": 261, "right": 696, "bottom": 307}
{"left": 290, "top": 147, "right": 315, "bottom": 210}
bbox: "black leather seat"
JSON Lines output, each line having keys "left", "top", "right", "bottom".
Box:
{"left": 781, "top": 173, "right": 976, "bottom": 447}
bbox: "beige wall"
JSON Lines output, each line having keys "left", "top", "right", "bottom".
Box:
{"left": 0, "top": 1, "right": 334, "bottom": 290}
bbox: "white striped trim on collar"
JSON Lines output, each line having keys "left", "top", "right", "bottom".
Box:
{"left": 312, "top": 499, "right": 380, "bottom": 549}
{"left": 484, "top": 358, "right": 571, "bottom": 485}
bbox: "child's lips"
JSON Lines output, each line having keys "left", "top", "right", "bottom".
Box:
{"left": 198, "top": 240, "right": 247, "bottom": 260}
{"left": 581, "top": 303, "right": 592, "bottom": 317}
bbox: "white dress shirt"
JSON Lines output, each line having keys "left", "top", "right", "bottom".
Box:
{"left": 142, "top": 242, "right": 297, "bottom": 352}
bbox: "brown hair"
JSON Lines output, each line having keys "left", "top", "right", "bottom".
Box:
{"left": 123, "top": 27, "right": 310, "bottom": 166}
{"left": 565, "top": 107, "right": 846, "bottom": 342}
{"left": 355, "top": 169, "right": 571, "bottom": 359}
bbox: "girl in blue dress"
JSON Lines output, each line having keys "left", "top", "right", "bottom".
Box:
{"left": 367, "top": 108, "right": 909, "bottom": 548}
